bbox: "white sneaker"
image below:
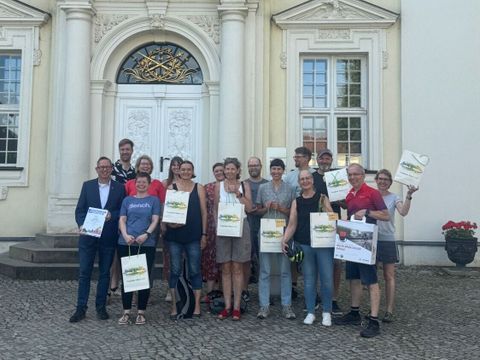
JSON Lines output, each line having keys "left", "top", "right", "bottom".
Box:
{"left": 322, "top": 312, "right": 332, "bottom": 327}
{"left": 303, "top": 313, "right": 315, "bottom": 325}
{"left": 165, "top": 292, "right": 172, "bottom": 302}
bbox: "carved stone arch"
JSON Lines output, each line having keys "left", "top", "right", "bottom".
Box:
{"left": 91, "top": 15, "right": 220, "bottom": 83}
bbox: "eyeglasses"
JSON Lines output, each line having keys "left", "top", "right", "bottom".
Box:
{"left": 377, "top": 177, "right": 391, "bottom": 182}
{"left": 293, "top": 155, "right": 306, "bottom": 159}
{"left": 97, "top": 166, "right": 112, "bottom": 170}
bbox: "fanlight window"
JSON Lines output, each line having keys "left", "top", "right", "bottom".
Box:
{"left": 117, "top": 43, "right": 203, "bottom": 84}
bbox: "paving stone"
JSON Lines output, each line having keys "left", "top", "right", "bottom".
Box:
{"left": 0, "top": 266, "right": 479, "bottom": 359}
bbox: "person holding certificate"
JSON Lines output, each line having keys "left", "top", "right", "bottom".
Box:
{"left": 375, "top": 169, "right": 418, "bottom": 323}
{"left": 117, "top": 172, "right": 161, "bottom": 325}
{"left": 281, "top": 170, "right": 334, "bottom": 326}
{"left": 164, "top": 160, "right": 207, "bottom": 318}
{"left": 214, "top": 157, "right": 253, "bottom": 321}
{"left": 255, "top": 159, "right": 296, "bottom": 320}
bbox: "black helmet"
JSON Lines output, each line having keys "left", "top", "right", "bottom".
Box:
{"left": 286, "top": 239, "right": 304, "bottom": 263}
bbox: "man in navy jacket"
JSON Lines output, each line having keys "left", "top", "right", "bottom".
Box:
{"left": 69, "top": 157, "right": 126, "bottom": 323}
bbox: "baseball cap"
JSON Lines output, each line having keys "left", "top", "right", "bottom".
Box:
{"left": 317, "top": 149, "right": 333, "bottom": 158}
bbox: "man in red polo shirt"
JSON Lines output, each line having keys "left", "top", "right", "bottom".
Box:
{"left": 334, "top": 163, "right": 389, "bottom": 338}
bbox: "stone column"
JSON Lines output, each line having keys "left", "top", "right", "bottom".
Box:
{"left": 217, "top": 2, "right": 247, "bottom": 160}
{"left": 58, "top": 2, "right": 94, "bottom": 194}
{"left": 90, "top": 80, "right": 111, "bottom": 179}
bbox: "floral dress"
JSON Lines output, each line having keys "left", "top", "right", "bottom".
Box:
{"left": 201, "top": 182, "right": 220, "bottom": 281}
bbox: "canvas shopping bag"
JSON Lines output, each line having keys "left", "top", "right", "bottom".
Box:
{"left": 260, "top": 218, "right": 286, "bottom": 253}
{"left": 394, "top": 150, "right": 430, "bottom": 187}
{"left": 121, "top": 246, "right": 150, "bottom": 293}
{"left": 310, "top": 212, "right": 338, "bottom": 248}
{"left": 217, "top": 202, "right": 245, "bottom": 237}
{"left": 334, "top": 216, "right": 378, "bottom": 265}
{"left": 163, "top": 189, "right": 190, "bottom": 224}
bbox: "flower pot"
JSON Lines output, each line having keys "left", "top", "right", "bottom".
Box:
{"left": 444, "top": 236, "right": 478, "bottom": 267}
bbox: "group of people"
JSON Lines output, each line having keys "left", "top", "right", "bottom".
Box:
{"left": 69, "top": 139, "right": 418, "bottom": 338}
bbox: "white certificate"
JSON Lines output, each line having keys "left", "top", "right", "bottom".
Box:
{"left": 80, "top": 207, "right": 108, "bottom": 238}
{"left": 162, "top": 190, "right": 190, "bottom": 225}
{"left": 394, "top": 150, "right": 430, "bottom": 188}
{"left": 324, "top": 168, "right": 351, "bottom": 202}
{"left": 310, "top": 212, "right": 338, "bottom": 248}
{"left": 334, "top": 219, "right": 378, "bottom": 265}
{"left": 260, "top": 218, "right": 286, "bottom": 253}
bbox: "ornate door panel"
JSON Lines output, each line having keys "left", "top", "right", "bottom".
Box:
{"left": 115, "top": 85, "right": 202, "bottom": 180}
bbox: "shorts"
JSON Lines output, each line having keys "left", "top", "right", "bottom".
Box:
{"left": 345, "top": 261, "right": 378, "bottom": 285}
{"left": 216, "top": 221, "right": 251, "bottom": 263}
{"left": 376, "top": 241, "right": 399, "bottom": 264}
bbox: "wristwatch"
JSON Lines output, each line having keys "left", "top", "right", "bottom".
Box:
{"left": 365, "top": 209, "right": 370, "bottom": 217}
{"left": 144, "top": 230, "right": 151, "bottom": 236}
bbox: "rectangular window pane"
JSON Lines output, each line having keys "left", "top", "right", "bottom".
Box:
{"left": 336, "top": 116, "right": 363, "bottom": 167}
{"left": 0, "top": 112, "right": 19, "bottom": 165}
{"left": 6, "top": 152, "right": 16, "bottom": 164}
{"left": 302, "top": 59, "right": 327, "bottom": 109}
{"left": 303, "top": 116, "right": 327, "bottom": 159}
{"left": 336, "top": 59, "right": 362, "bottom": 108}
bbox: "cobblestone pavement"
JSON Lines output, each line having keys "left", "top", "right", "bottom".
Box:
{"left": 1, "top": 266, "right": 479, "bottom": 359}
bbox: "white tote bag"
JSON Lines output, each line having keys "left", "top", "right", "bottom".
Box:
{"left": 394, "top": 150, "right": 430, "bottom": 187}
{"left": 162, "top": 189, "right": 190, "bottom": 225}
{"left": 121, "top": 247, "right": 150, "bottom": 293}
{"left": 217, "top": 202, "right": 245, "bottom": 237}
{"left": 260, "top": 218, "right": 286, "bottom": 253}
{"left": 310, "top": 212, "right": 338, "bottom": 248}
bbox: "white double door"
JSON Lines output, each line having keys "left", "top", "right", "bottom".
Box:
{"left": 115, "top": 84, "right": 203, "bottom": 181}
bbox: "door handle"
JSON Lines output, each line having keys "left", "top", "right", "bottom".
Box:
{"left": 160, "top": 156, "right": 170, "bottom": 172}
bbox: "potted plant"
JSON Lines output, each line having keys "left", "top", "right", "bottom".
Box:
{"left": 442, "top": 220, "right": 478, "bottom": 267}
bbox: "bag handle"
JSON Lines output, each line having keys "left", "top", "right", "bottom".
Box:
{"left": 349, "top": 215, "right": 366, "bottom": 223}
{"left": 127, "top": 243, "right": 142, "bottom": 257}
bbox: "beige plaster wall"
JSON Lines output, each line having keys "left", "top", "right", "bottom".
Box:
{"left": 0, "top": 0, "right": 52, "bottom": 236}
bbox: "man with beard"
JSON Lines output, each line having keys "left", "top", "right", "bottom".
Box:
{"left": 312, "top": 149, "right": 343, "bottom": 315}
{"left": 243, "top": 157, "right": 268, "bottom": 300}
{"left": 111, "top": 138, "right": 136, "bottom": 184}
{"left": 109, "top": 138, "right": 136, "bottom": 301}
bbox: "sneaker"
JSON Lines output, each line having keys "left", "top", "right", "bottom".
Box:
{"left": 360, "top": 318, "right": 380, "bottom": 338}
{"left": 241, "top": 290, "right": 250, "bottom": 303}
{"left": 69, "top": 309, "right": 86, "bottom": 323}
{"left": 282, "top": 305, "right": 296, "bottom": 320}
{"left": 165, "top": 292, "right": 172, "bottom": 302}
{"left": 333, "top": 311, "right": 361, "bottom": 325}
{"left": 303, "top": 313, "right": 316, "bottom": 325}
{"left": 257, "top": 306, "right": 270, "bottom": 319}
{"left": 322, "top": 312, "right": 332, "bottom": 327}
{"left": 382, "top": 311, "right": 395, "bottom": 323}
{"left": 332, "top": 301, "right": 343, "bottom": 316}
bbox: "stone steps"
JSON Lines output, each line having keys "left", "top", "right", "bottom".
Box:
{"left": 0, "top": 234, "right": 164, "bottom": 280}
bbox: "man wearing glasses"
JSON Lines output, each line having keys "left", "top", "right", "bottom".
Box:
{"left": 69, "top": 157, "right": 125, "bottom": 323}
{"left": 334, "top": 163, "right": 389, "bottom": 338}
{"left": 284, "top": 146, "right": 315, "bottom": 197}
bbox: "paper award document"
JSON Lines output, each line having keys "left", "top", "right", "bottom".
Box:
{"left": 324, "top": 168, "right": 351, "bottom": 202}
{"left": 310, "top": 212, "right": 338, "bottom": 248}
{"left": 163, "top": 190, "right": 190, "bottom": 224}
{"left": 334, "top": 219, "right": 378, "bottom": 265}
{"left": 394, "top": 150, "right": 430, "bottom": 187}
{"left": 80, "top": 207, "right": 108, "bottom": 238}
{"left": 260, "top": 218, "right": 286, "bottom": 253}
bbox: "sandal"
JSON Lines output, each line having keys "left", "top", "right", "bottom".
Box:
{"left": 218, "top": 308, "right": 231, "bottom": 320}
{"left": 232, "top": 309, "right": 241, "bottom": 321}
{"left": 135, "top": 313, "right": 146, "bottom": 325}
{"left": 118, "top": 313, "right": 131, "bottom": 325}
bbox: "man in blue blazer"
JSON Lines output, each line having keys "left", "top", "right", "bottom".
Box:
{"left": 69, "top": 156, "right": 126, "bottom": 323}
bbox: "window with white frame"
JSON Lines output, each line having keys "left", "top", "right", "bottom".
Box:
{"left": 301, "top": 56, "right": 367, "bottom": 167}
{"left": 0, "top": 52, "right": 21, "bottom": 166}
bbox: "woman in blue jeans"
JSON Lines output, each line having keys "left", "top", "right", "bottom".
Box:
{"left": 255, "top": 159, "right": 296, "bottom": 320}
{"left": 164, "top": 160, "right": 207, "bottom": 318}
{"left": 281, "top": 169, "right": 334, "bottom": 326}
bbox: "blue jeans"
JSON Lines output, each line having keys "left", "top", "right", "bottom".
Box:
{"left": 168, "top": 241, "right": 202, "bottom": 290}
{"left": 300, "top": 245, "right": 334, "bottom": 313}
{"left": 258, "top": 252, "right": 292, "bottom": 307}
{"left": 76, "top": 236, "right": 115, "bottom": 311}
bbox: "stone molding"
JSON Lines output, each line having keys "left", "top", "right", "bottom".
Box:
{"left": 94, "top": 14, "right": 128, "bottom": 43}
{"left": 184, "top": 15, "right": 220, "bottom": 44}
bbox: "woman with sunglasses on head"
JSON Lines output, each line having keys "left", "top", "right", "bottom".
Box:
{"left": 281, "top": 169, "right": 335, "bottom": 326}
{"left": 214, "top": 157, "right": 253, "bottom": 321}
{"left": 374, "top": 169, "right": 418, "bottom": 323}
{"left": 164, "top": 160, "right": 207, "bottom": 318}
